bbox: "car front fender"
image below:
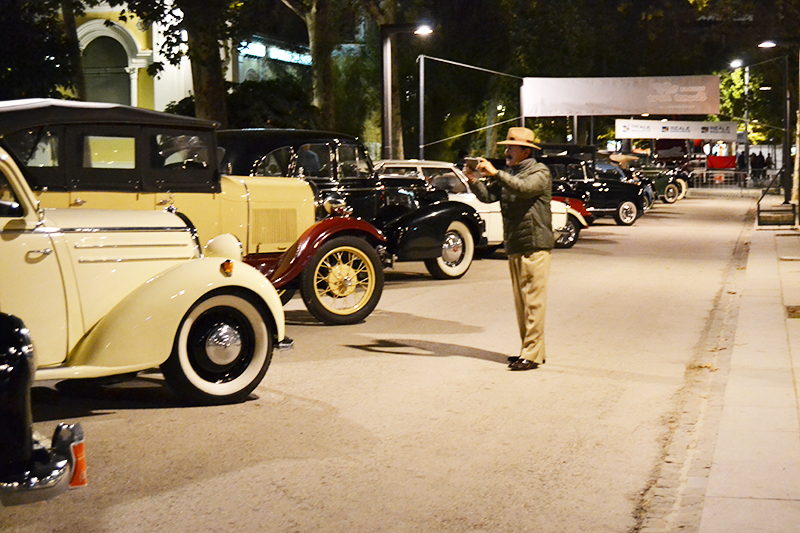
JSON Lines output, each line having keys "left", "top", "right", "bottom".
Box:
{"left": 567, "top": 207, "right": 589, "bottom": 228}
{"left": 388, "top": 201, "right": 484, "bottom": 261}
{"left": 262, "top": 216, "right": 386, "bottom": 289}
{"left": 35, "top": 258, "right": 284, "bottom": 381}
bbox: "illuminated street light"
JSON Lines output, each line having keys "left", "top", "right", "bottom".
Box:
{"left": 381, "top": 23, "right": 432, "bottom": 159}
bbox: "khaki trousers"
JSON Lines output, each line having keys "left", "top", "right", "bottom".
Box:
{"left": 508, "top": 250, "right": 551, "bottom": 364}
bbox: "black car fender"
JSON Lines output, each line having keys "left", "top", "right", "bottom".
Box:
{"left": 386, "top": 201, "right": 484, "bottom": 261}
{"left": 0, "top": 313, "right": 86, "bottom": 506}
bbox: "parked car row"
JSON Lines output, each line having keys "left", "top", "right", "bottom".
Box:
{"left": 0, "top": 101, "right": 694, "bottom": 506}
{"left": 216, "top": 129, "right": 485, "bottom": 280}
{"left": 0, "top": 100, "right": 389, "bottom": 326}
{"left": 374, "top": 159, "right": 590, "bottom": 249}
{"left": 544, "top": 155, "right": 646, "bottom": 226}
{"left": 0, "top": 98, "right": 689, "bottom": 417}
{"left": 0, "top": 99, "right": 500, "bottom": 414}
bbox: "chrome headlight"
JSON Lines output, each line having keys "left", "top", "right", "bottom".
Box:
{"left": 323, "top": 196, "right": 353, "bottom": 217}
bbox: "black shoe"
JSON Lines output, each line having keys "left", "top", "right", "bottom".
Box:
{"left": 508, "top": 358, "right": 539, "bottom": 371}
{"left": 507, "top": 356, "right": 520, "bottom": 364}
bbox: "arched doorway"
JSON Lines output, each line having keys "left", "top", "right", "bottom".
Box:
{"left": 84, "top": 36, "right": 131, "bottom": 104}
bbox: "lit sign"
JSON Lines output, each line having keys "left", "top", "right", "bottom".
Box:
{"left": 240, "top": 41, "right": 266, "bottom": 58}
{"left": 616, "top": 119, "right": 738, "bottom": 141}
{"left": 268, "top": 48, "right": 312, "bottom": 66}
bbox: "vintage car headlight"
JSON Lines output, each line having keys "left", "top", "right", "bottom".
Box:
{"left": 323, "top": 195, "right": 353, "bottom": 217}
{"left": 204, "top": 234, "right": 243, "bottom": 260}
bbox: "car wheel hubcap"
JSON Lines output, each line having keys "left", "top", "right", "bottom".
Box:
{"left": 441, "top": 232, "right": 464, "bottom": 265}
{"left": 326, "top": 263, "right": 357, "bottom": 297}
{"left": 622, "top": 204, "right": 635, "bottom": 222}
{"left": 204, "top": 323, "right": 242, "bottom": 366}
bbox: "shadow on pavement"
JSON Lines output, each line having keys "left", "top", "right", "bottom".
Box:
{"left": 344, "top": 338, "right": 508, "bottom": 365}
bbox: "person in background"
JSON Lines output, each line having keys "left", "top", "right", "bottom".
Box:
{"left": 463, "top": 127, "right": 554, "bottom": 371}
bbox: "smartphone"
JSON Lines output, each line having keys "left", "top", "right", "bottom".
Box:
{"left": 464, "top": 157, "right": 481, "bottom": 169}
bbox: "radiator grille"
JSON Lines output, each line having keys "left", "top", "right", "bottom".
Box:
{"left": 252, "top": 208, "right": 298, "bottom": 246}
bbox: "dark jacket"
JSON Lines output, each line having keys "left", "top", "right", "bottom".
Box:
{"left": 469, "top": 157, "right": 554, "bottom": 254}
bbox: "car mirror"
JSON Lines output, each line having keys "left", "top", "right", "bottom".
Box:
{"left": 0, "top": 201, "right": 23, "bottom": 218}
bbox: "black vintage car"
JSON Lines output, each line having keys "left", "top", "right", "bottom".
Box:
{"left": 218, "top": 129, "right": 485, "bottom": 279}
{"left": 541, "top": 156, "right": 646, "bottom": 226}
{"left": 1, "top": 314, "right": 86, "bottom": 506}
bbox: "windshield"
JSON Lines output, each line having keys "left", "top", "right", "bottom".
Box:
{"left": 337, "top": 143, "right": 372, "bottom": 179}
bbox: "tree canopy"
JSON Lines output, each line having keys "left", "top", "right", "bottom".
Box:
{"left": 6, "top": 0, "right": 800, "bottom": 157}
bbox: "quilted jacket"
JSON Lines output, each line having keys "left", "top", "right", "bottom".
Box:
{"left": 469, "top": 157, "right": 554, "bottom": 254}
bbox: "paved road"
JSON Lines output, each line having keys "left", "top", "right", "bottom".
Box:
{"left": 1, "top": 195, "right": 755, "bottom": 533}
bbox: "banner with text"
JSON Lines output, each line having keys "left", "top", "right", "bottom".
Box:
{"left": 521, "top": 75, "right": 720, "bottom": 117}
{"left": 615, "top": 119, "right": 737, "bottom": 141}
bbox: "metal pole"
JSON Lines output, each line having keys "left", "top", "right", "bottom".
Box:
{"left": 784, "top": 55, "right": 792, "bottom": 203}
{"left": 794, "top": 49, "right": 800, "bottom": 226}
{"left": 419, "top": 55, "right": 425, "bottom": 160}
{"left": 745, "top": 66, "right": 751, "bottom": 184}
{"left": 572, "top": 116, "right": 579, "bottom": 144}
{"left": 382, "top": 30, "right": 393, "bottom": 160}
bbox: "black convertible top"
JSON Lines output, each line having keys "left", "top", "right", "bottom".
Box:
{"left": 0, "top": 98, "right": 217, "bottom": 133}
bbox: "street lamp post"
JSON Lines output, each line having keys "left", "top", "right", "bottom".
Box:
{"left": 760, "top": 40, "right": 799, "bottom": 223}
{"left": 381, "top": 23, "right": 432, "bottom": 160}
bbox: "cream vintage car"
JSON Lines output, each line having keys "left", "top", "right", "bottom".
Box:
{"left": 0, "top": 99, "right": 385, "bottom": 326}
{"left": 0, "top": 144, "right": 289, "bottom": 405}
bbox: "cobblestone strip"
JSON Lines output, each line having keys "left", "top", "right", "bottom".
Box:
{"left": 631, "top": 216, "right": 753, "bottom": 533}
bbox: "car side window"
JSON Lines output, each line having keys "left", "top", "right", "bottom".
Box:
{"left": 547, "top": 164, "right": 566, "bottom": 180}
{"left": 567, "top": 164, "right": 586, "bottom": 181}
{"left": 72, "top": 126, "right": 139, "bottom": 192}
{"left": 5, "top": 128, "right": 59, "bottom": 168}
{"left": 422, "top": 168, "right": 467, "bottom": 194}
{"left": 253, "top": 146, "right": 293, "bottom": 177}
{"left": 338, "top": 144, "right": 370, "bottom": 179}
{"left": 3, "top": 127, "right": 65, "bottom": 190}
{"left": 152, "top": 133, "right": 210, "bottom": 170}
{"left": 296, "top": 144, "right": 330, "bottom": 177}
{"left": 83, "top": 135, "right": 136, "bottom": 169}
{"left": 384, "top": 166, "right": 417, "bottom": 177}
{"left": 143, "top": 128, "right": 218, "bottom": 192}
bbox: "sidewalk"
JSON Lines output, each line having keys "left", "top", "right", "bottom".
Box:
{"left": 697, "top": 223, "right": 800, "bottom": 531}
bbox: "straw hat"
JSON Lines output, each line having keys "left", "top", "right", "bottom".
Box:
{"left": 497, "top": 127, "right": 540, "bottom": 149}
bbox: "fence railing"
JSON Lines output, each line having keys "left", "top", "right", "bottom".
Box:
{"left": 689, "top": 169, "right": 781, "bottom": 189}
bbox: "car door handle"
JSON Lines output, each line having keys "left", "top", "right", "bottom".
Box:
{"left": 71, "top": 198, "right": 86, "bottom": 207}
{"left": 27, "top": 248, "right": 53, "bottom": 257}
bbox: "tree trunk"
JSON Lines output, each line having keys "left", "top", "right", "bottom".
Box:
{"left": 363, "top": 1, "right": 403, "bottom": 158}
{"left": 60, "top": 0, "right": 86, "bottom": 100}
{"left": 485, "top": 97, "right": 499, "bottom": 157}
{"left": 306, "top": 0, "right": 335, "bottom": 130}
{"left": 183, "top": 20, "right": 229, "bottom": 128}
{"left": 391, "top": 42, "right": 404, "bottom": 159}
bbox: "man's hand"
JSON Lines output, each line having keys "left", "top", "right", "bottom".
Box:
{"left": 476, "top": 157, "right": 497, "bottom": 177}
{"left": 464, "top": 157, "right": 498, "bottom": 182}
